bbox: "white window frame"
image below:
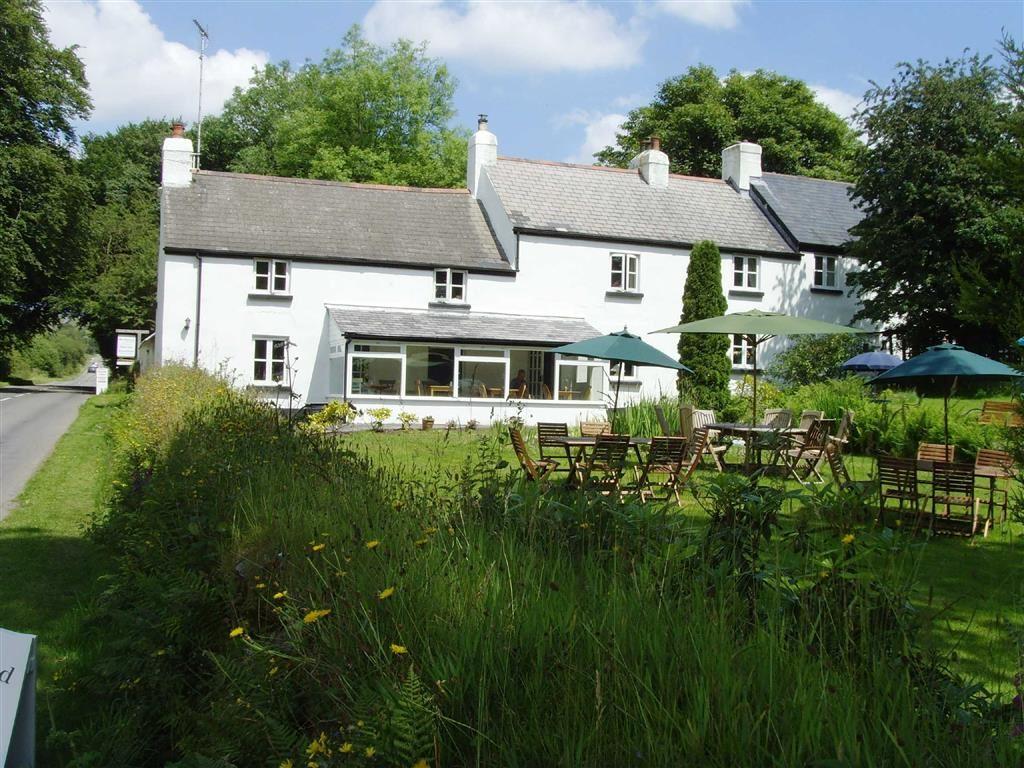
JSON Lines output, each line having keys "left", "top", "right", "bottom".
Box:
{"left": 253, "top": 336, "right": 288, "bottom": 384}
{"left": 813, "top": 254, "right": 838, "bottom": 288}
{"left": 347, "top": 342, "right": 405, "bottom": 399}
{"left": 610, "top": 252, "right": 640, "bottom": 292}
{"left": 554, "top": 354, "right": 609, "bottom": 403}
{"left": 434, "top": 268, "right": 467, "bottom": 302}
{"left": 732, "top": 255, "right": 759, "bottom": 290}
{"left": 455, "top": 346, "right": 510, "bottom": 400}
{"left": 731, "top": 334, "right": 754, "bottom": 369}
{"left": 254, "top": 258, "right": 290, "bottom": 295}
{"left": 609, "top": 361, "right": 639, "bottom": 380}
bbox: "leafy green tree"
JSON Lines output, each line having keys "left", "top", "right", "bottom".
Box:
{"left": 677, "top": 240, "right": 731, "bottom": 409}
{"left": 766, "top": 335, "right": 866, "bottom": 388}
{"left": 201, "top": 27, "right": 467, "bottom": 187}
{"left": 847, "top": 45, "right": 1020, "bottom": 356}
{"left": 596, "top": 66, "right": 858, "bottom": 180}
{"left": 0, "top": 0, "right": 91, "bottom": 362}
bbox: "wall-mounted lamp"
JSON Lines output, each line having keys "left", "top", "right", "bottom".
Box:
{"left": 184, "top": 317, "right": 191, "bottom": 331}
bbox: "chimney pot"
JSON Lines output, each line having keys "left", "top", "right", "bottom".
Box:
{"left": 467, "top": 113, "right": 497, "bottom": 197}
{"left": 720, "top": 141, "right": 763, "bottom": 192}
{"left": 171, "top": 121, "right": 185, "bottom": 137}
{"left": 477, "top": 113, "right": 488, "bottom": 131}
{"left": 649, "top": 135, "right": 661, "bottom": 151}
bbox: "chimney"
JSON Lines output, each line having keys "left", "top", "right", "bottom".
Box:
{"left": 162, "top": 121, "right": 194, "bottom": 188}
{"left": 721, "top": 141, "right": 762, "bottom": 191}
{"left": 467, "top": 113, "right": 498, "bottom": 198}
{"left": 628, "top": 135, "right": 669, "bottom": 188}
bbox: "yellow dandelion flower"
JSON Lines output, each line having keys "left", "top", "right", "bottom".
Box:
{"left": 579, "top": 522, "right": 590, "bottom": 529}
{"left": 365, "top": 746, "right": 377, "bottom": 757}
{"left": 412, "top": 760, "right": 430, "bottom": 768}
{"left": 339, "top": 742, "right": 353, "bottom": 754}
{"left": 273, "top": 590, "right": 287, "bottom": 600}
{"left": 303, "top": 608, "right": 332, "bottom": 624}
{"left": 229, "top": 626, "right": 245, "bottom": 639}
{"left": 378, "top": 586, "right": 395, "bottom": 600}
{"left": 414, "top": 538, "right": 429, "bottom": 547}
{"left": 390, "top": 643, "right": 408, "bottom": 655}
{"left": 312, "top": 543, "right": 326, "bottom": 552}
{"left": 279, "top": 760, "right": 293, "bottom": 768}
{"left": 423, "top": 526, "right": 438, "bottom": 535}
{"left": 841, "top": 533, "right": 855, "bottom": 546}
{"left": 365, "top": 539, "right": 380, "bottom": 550}
{"left": 255, "top": 582, "right": 267, "bottom": 589}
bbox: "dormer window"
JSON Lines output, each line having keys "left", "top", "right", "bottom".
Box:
{"left": 254, "top": 258, "right": 289, "bottom": 294}
{"left": 610, "top": 252, "right": 639, "bottom": 292}
{"left": 434, "top": 268, "right": 467, "bottom": 302}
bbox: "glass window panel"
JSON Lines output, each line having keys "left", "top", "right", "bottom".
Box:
{"left": 733, "top": 256, "right": 744, "bottom": 286}
{"left": 255, "top": 260, "right": 270, "bottom": 291}
{"left": 509, "top": 349, "right": 553, "bottom": 399}
{"left": 457, "top": 359, "right": 507, "bottom": 398}
{"left": 451, "top": 283, "right": 464, "bottom": 300}
{"left": 451, "top": 271, "right": 465, "bottom": 286}
{"left": 405, "top": 345, "right": 454, "bottom": 396}
{"left": 460, "top": 348, "right": 504, "bottom": 357}
{"left": 353, "top": 343, "right": 401, "bottom": 353}
{"left": 254, "top": 339, "right": 267, "bottom": 359}
{"left": 254, "top": 361, "right": 267, "bottom": 380}
{"left": 350, "top": 356, "right": 402, "bottom": 395}
{"left": 557, "top": 364, "right": 606, "bottom": 402}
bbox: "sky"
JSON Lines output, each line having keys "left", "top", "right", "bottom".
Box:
{"left": 43, "top": 0, "right": 1023, "bottom": 164}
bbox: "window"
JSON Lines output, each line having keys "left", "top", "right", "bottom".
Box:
{"left": 610, "top": 252, "right": 639, "bottom": 292}
{"left": 405, "top": 345, "right": 454, "bottom": 396}
{"left": 610, "top": 362, "right": 636, "bottom": 378}
{"left": 814, "top": 255, "right": 838, "bottom": 288}
{"left": 254, "top": 337, "right": 287, "bottom": 382}
{"left": 254, "top": 259, "right": 289, "bottom": 294}
{"left": 349, "top": 343, "right": 403, "bottom": 396}
{"left": 733, "top": 256, "right": 759, "bottom": 289}
{"left": 434, "top": 268, "right": 467, "bottom": 302}
{"left": 457, "top": 350, "right": 509, "bottom": 399}
{"left": 555, "top": 356, "right": 608, "bottom": 402}
{"left": 731, "top": 334, "right": 753, "bottom": 368}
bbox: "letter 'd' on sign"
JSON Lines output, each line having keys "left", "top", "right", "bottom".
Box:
{"left": 0, "top": 628, "right": 36, "bottom": 767}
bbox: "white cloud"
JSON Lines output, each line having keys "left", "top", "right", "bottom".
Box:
{"left": 43, "top": 1, "right": 268, "bottom": 128}
{"left": 811, "top": 84, "right": 862, "bottom": 121}
{"left": 559, "top": 110, "right": 627, "bottom": 163}
{"left": 363, "top": 0, "right": 645, "bottom": 73}
{"left": 655, "top": 0, "right": 749, "bottom": 30}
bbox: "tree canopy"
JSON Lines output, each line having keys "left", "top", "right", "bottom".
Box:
{"left": 677, "top": 240, "right": 731, "bottom": 409}
{"left": 596, "top": 66, "right": 859, "bottom": 180}
{"left": 847, "top": 40, "right": 1023, "bottom": 357}
{"left": 0, "top": 0, "right": 91, "bottom": 357}
{"left": 201, "top": 27, "right": 467, "bottom": 188}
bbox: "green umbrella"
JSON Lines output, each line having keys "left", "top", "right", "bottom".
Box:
{"left": 655, "top": 309, "right": 868, "bottom": 423}
{"left": 551, "top": 328, "right": 691, "bottom": 430}
{"left": 871, "top": 343, "right": 1023, "bottom": 447}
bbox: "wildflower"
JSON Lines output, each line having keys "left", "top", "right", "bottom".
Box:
{"left": 339, "top": 742, "right": 353, "bottom": 753}
{"left": 423, "top": 526, "right": 438, "bottom": 535}
{"left": 229, "top": 627, "right": 245, "bottom": 639}
{"left": 579, "top": 522, "right": 590, "bottom": 529}
{"left": 390, "top": 643, "right": 408, "bottom": 655}
{"left": 280, "top": 761, "right": 293, "bottom": 768}
{"left": 306, "top": 733, "right": 330, "bottom": 757}
{"left": 269, "top": 666, "right": 279, "bottom": 676}
{"left": 303, "top": 608, "right": 331, "bottom": 624}
{"left": 273, "top": 590, "right": 287, "bottom": 600}
{"left": 414, "top": 538, "right": 429, "bottom": 547}
{"left": 378, "top": 586, "right": 395, "bottom": 600}
{"left": 412, "top": 760, "right": 430, "bottom": 768}
{"left": 841, "top": 533, "right": 855, "bottom": 546}
{"left": 365, "top": 540, "right": 380, "bottom": 550}
{"left": 365, "top": 746, "right": 377, "bottom": 757}
{"left": 255, "top": 582, "right": 267, "bottom": 589}
{"left": 819, "top": 570, "right": 829, "bottom": 580}
{"left": 312, "top": 543, "right": 326, "bottom": 552}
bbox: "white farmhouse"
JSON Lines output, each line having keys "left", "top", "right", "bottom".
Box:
{"left": 154, "top": 118, "right": 865, "bottom": 425}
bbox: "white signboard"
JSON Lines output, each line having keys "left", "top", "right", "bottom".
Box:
{"left": 0, "top": 628, "right": 36, "bottom": 768}
{"left": 95, "top": 366, "right": 109, "bottom": 395}
{"left": 115, "top": 334, "right": 137, "bottom": 360}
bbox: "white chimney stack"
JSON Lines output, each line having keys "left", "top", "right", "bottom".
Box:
{"left": 629, "top": 136, "right": 669, "bottom": 188}
{"left": 467, "top": 114, "right": 497, "bottom": 198}
{"left": 721, "top": 141, "right": 762, "bottom": 191}
{"left": 162, "top": 122, "right": 194, "bottom": 188}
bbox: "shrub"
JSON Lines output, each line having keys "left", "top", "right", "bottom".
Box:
{"left": 304, "top": 400, "right": 358, "bottom": 433}
{"left": 677, "top": 240, "right": 731, "bottom": 409}
{"left": 366, "top": 406, "right": 392, "bottom": 431}
{"left": 767, "top": 335, "right": 866, "bottom": 387}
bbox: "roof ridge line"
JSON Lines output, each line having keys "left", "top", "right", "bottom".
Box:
{"left": 324, "top": 303, "right": 590, "bottom": 321}
{"left": 193, "top": 169, "right": 468, "bottom": 194}
{"left": 496, "top": 156, "right": 725, "bottom": 184}
{"left": 759, "top": 172, "right": 854, "bottom": 187}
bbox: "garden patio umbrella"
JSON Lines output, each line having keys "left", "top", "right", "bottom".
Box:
{"left": 550, "top": 328, "right": 691, "bottom": 431}
{"left": 1018, "top": 337, "right": 1024, "bottom": 347}
{"left": 655, "top": 309, "right": 867, "bottom": 424}
{"left": 870, "top": 343, "right": 1023, "bottom": 448}
{"left": 840, "top": 350, "right": 902, "bottom": 373}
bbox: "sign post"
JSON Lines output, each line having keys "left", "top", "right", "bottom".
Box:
{"left": 95, "top": 366, "right": 110, "bottom": 395}
{"left": 0, "top": 628, "right": 36, "bottom": 768}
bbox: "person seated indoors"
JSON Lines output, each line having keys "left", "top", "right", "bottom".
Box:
{"left": 510, "top": 368, "right": 528, "bottom": 394}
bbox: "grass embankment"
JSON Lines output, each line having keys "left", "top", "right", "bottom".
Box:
{"left": 0, "top": 394, "right": 123, "bottom": 696}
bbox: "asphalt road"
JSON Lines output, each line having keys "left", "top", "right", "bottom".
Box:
{"left": 0, "top": 365, "right": 96, "bottom": 521}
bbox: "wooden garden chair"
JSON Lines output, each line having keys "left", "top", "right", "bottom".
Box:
{"left": 628, "top": 436, "right": 688, "bottom": 504}
{"left": 654, "top": 404, "right": 675, "bottom": 437}
{"left": 824, "top": 442, "right": 874, "bottom": 495}
{"left": 828, "top": 410, "right": 854, "bottom": 449}
{"left": 917, "top": 442, "right": 956, "bottom": 467}
{"left": 536, "top": 422, "right": 571, "bottom": 472}
{"left": 580, "top": 421, "right": 611, "bottom": 437}
{"left": 691, "top": 409, "right": 728, "bottom": 472}
{"left": 578, "top": 434, "right": 631, "bottom": 495}
{"left": 508, "top": 427, "right": 558, "bottom": 483}
{"left": 979, "top": 400, "right": 1024, "bottom": 427}
{"left": 762, "top": 408, "right": 792, "bottom": 429}
{"left": 777, "top": 418, "right": 835, "bottom": 484}
{"left": 975, "top": 448, "right": 1015, "bottom": 524}
{"left": 931, "top": 461, "right": 987, "bottom": 537}
{"left": 877, "top": 455, "right": 926, "bottom": 530}
{"left": 798, "top": 409, "right": 824, "bottom": 431}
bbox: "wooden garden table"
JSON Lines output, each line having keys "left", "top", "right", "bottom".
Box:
{"left": 706, "top": 422, "right": 807, "bottom": 472}
{"left": 553, "top": 435, "right": 652, "bottom": 478}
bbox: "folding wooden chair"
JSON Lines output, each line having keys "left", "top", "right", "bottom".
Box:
{"left": 536, "top": 422, "right": 570, "bottom": 472}
{"left": 578, "top": 434, "right": 631, "bottom": 495}
{"left": 629, "top": 436, "right": 688, "bottom": 504}
{"left": 654, "top": 405, "right": 675, "bottom": 437}
{"left": 917, "top": 442, "right": 956, "bottom": 467}
{"left": 762, "top": 408, "right": 792, "bottom": 429}
{"left": 877, "top": 455, "right": 926, "bottom": 529}
{"left": 580, "top": 421, "right": 612, "bottom": 437}
{"left": 931, "top": 461, "right": 986, "bottom": 537}
{"left": 798, "top": 409, "right": 824, "bottom": 431}
{"left": 508, "top": 427, "right": 558, "bottom": 483}
{"left": 692, "top": 409, "right": 728, "bottom": 472}
{"left": 778, "top": 418, "right": 834, "bottom": 483}
{"left": 975, "top": 448, "right": 1015, "bottom": 524}
{"left": 824, "top": 441, "right": 873, "bottom": 494}
{"left": 829, "top": 409, "right": 854, "bottom": 449}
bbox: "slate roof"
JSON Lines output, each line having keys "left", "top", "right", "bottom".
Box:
{"left": 483, "top": 157, "right": 794, "bottom": 255}
{"left": 750, "top": 173, "right": 863, "bottom": 251}
{"left": 162, "top": 171, "right": 511, "bottom": 272}
{"left": 327, "top": 305, "right": 600, "bottom": 346}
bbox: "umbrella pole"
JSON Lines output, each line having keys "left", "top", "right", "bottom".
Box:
{"left": 611, "top": 363, "right": 623, "bottom": 433}
{"left": 751, "top": 335, "right": 758, "bottom": 425}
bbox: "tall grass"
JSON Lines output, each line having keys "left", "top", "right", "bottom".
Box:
{"left": 48, "top": 369, "right": 1022, "bottom": 766}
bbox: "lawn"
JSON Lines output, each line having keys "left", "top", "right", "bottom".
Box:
{"left": 0, "top": 394, "right": 123, "bottom": 698}
{"left": 343, "top": 425, "right": 1024, "bottom": 692}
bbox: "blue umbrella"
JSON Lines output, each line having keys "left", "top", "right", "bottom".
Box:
{"left": 840, "top": 350, "right": 902, "bottom": 373}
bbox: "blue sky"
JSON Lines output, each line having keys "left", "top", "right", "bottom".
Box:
{"left": 44, "top": 1, "right": 1022, "bottom": 164}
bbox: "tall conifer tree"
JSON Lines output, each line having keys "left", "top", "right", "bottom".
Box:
{"left": 677, "top": 240, "right": 731, "bottom": 409}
